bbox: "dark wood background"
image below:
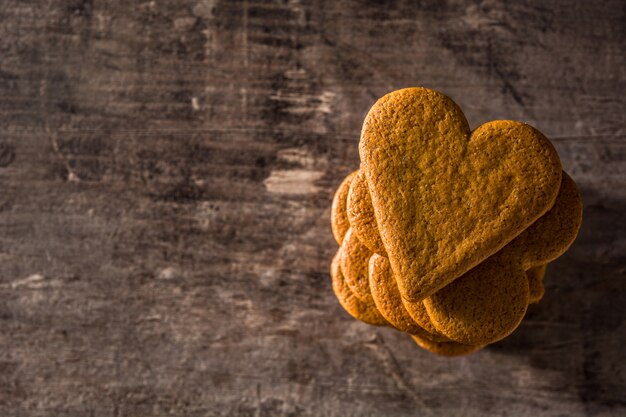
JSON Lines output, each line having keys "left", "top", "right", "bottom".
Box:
{"left": 1, "top": 0, "right": 624, "bottom": 416}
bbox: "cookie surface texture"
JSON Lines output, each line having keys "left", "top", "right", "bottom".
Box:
{"left": 527, "top": 264, "right": 547, "bottom": 304}
{"left": 347, "top": 170, "right": 387, "bottom": 255}
{"left": 368, "top": 254, "right": 445, "bottom": 340}
{"left": 331, "top": 251, "right": 388, "bottom": 326}
{"left": 359, "top": 87, "right": 562, "bottom": 301}
{"left": 423, "top": 172, "right": 582, "bottom": 345}
{"left": 331, "top": 171, "right": 357, "bottom": 245}
{"left": 339, "top": 228, "right": 375, "bottom": 301}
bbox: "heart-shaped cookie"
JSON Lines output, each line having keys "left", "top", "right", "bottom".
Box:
{"left": 331, "top": 171, "right": 358, "bottom": 245}
{"left": 339, "top": 228, "right": 375, "bottom": 301}
{"left": 368, "top": 254, "right": 449, "bottom": 341}
{"left": 346, "top": 170, "right": 386, "bottom": 255}
{"left": 527, "top": 264, "right": 547, "bottom": 304}
{"left": 359, "top": 87, "right": 562, "bottom": 301}
{"left": 331, "top": 251, "right": 388, "bottom": 326}
{"left": 423, "top": 173, "right": 582, "bottom": 345}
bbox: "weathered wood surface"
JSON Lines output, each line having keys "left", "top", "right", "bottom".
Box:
{"left": 0, "top": 0, "right": 624, "bottom": 416}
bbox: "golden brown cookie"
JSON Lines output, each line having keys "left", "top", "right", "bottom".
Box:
{"left": 339, "top": 228, "right": 374, "bottom": 301}
{"left": 410, "top": 334, "right": 482, "bottom": 357}
{"left": 402, "top": 297, "right": 450, "bottom": 341}
{"left": 331, "top": 171, "right": 358, "bottom": 245}
{"left": 359, "top": 87, "right": 562, "bottom": 302}
{"left": 346, "top": 170, "right": 387, "bottom": 255}
{"left": 527, "top": 264, "right": 547, "bottom": 304}
{"left": 424, "top": 173, "right": 582, "bottom": 345}
{"left": 424, "top": 259, "right": 530, "bottom": 345}
{"left": 331, "top": 251, "right": 388, "bottom": 326}
{"left": 368, "top": 254, "right": 446, "bottom": 340}
{"left": 329, "top": 87, "right": 583, "bottom": 355}
{"left": 499, "top": 173, "right": 583, "bottom": 268}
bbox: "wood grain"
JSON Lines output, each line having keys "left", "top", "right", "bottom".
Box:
{"left": 0, "top": 0, "right": 624, "bottom": 416}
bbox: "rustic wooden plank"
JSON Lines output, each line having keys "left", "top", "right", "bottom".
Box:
{"left": 0, "top": 0, "right": 624, "bottom": 416}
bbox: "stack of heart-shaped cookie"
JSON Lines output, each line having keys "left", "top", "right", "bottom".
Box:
{"left": 330, "top": 87, "right": 583, "bottom": 356}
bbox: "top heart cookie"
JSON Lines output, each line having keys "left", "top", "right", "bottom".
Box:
{"left": 359, "top": 87, "right": 562, "bottom": 302}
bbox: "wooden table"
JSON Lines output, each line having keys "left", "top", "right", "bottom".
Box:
{"left": 1, "top": 1, "right": 624, "bottom": 416}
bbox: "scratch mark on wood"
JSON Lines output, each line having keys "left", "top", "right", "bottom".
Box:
{"left": 366, "top": 336, "right": 433, "bottom": 415}
{"left": 9, "top": 273, "right": 45, "bottom": 289}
